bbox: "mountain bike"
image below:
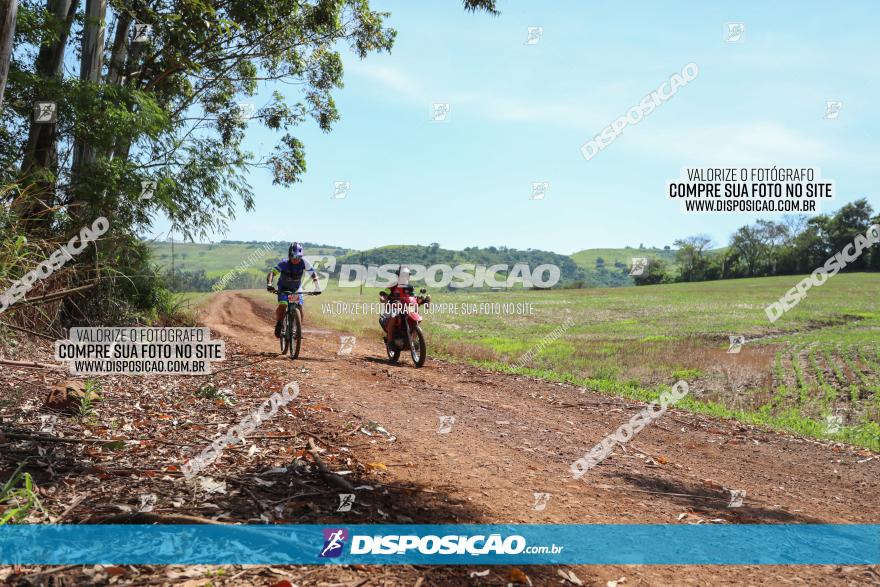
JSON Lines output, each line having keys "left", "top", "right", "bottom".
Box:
{"left": 270, "top": 287, "right": 321, "bottom": 359}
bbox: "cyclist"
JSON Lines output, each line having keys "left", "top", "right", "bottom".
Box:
{"left": 266, "top": 242, "right": 321, "bottom": 338}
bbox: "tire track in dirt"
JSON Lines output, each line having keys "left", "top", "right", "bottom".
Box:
{"left": 202, "top": 291, "right": 880, "bottom": 585}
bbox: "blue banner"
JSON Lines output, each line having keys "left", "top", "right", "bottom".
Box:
{"left": 0, "top": 524, "right": 876, "bottom": 565}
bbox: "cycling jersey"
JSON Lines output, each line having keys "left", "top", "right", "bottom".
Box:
{"left": 272, "top": 258, "right": 316, "bottom": 305}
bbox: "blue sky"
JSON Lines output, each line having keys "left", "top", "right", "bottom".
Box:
{"left": 148, "top": 0, "right": 879, "bottom": 254}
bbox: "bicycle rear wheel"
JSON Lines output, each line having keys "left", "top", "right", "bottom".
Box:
{"left": 289, "top": 304, "right": 302, "bottom": 359}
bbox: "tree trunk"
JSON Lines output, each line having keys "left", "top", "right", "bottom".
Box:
{"left": 72, "top": 0, "right": 106, "bottom": 172}
{"left": 0, "top": 0, "right": 18, "bottom": 110}
{"left": 16, "top": 0, "right": 80, "bottom": 231}
{"left": 106, "top": 13, "right": 131, "bottom": 87}
{"left": 103, "top": 12, "right": 130, "bottom": 162}
{"left": 111, "top": 21, "right": 146, "bottom": 161}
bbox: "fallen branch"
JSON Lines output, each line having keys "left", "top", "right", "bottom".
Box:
{"left": 0, "top": 431, "right": 120, "bottom": 444}
{"left": 89, "top": 512, "right": 228, "bottom": 525}
{"left": 307, "top": 437, "right": 355, "bottom": 492}
{"left": 56, "top": 495, "right": 88, "bottom": 523}
{"left": 0, "top": 321, "right": 58, "bottom": 341}
{"left": 555, "top": 400, "right": 631, "bottom": 408}
{"left": 88, "top": 512, "right": 319, "bottom": 555}
{"left": 301, "top": 430, "right": 336, "bottom": 447}
{"left": 597, "top": 485, "right": 724, "bottom": 501}
{"left": 0, "top": 358, "right": 64, "bottom": 370}
{"left": 380, "top": 484, "right": 442, "bottom": 495}
{"left": 12, "top": 281, "right": 99, "bottom": 308}
{"left": 12, "top": 567, "right": 70, "bottom": 581}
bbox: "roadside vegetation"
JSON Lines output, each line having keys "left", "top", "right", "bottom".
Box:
{"left": 0, "top": 0, "right": 402, "bottom": 331}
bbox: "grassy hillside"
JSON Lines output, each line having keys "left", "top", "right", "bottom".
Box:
{"left": 148, "top": 241, "right": 347, "bottom": 279}
{"left": 149, "top": 241, "right": 587, "bottom": 289}
{"left": 296, "top": 272, "right": 880, "bottom": 450}
{"left": 571, "top": 247, "right": 678, "bottom": 271}
{"left": 332, "top": 244, "right": 583, "bottom": 287}
{"left": 569, "top": 247, "right": 680, "bottom": 288}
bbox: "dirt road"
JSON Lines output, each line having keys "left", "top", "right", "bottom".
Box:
{"left": 197, "top": 291, "right": 880, "bottom": 585}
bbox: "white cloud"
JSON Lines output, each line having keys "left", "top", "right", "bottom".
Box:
{"left": 351, "top": 63, "right": 425, "bottom": 101}
{"left": 349, "top": 62, "right": 605, "bottom": 129}
{"left": 631, "top": 122, "right": 832, "bottom": 166}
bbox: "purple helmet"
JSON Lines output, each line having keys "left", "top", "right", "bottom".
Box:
{"left": 288, "top": 242, "right": 303, "bottom": 259}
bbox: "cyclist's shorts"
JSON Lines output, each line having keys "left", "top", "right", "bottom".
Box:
{"left": 277, "top": 292, "right": 305, "bottom": 305}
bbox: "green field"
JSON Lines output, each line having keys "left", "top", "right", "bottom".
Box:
{"left": 268, "top": 273, "right": 880, "bottom": 450}
{"left": 149, "top": 242, "right": 345, "bottom": 279}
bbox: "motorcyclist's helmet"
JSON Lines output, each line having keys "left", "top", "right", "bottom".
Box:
{"left": 288, "top": 242, "right": 303, "bottom": 260}
{"left": 396, "top": 265, "right": 410, "bottom": 286}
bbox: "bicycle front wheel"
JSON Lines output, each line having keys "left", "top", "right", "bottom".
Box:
{"left": 279, "top": 312, "right": 289, "bottom": 354}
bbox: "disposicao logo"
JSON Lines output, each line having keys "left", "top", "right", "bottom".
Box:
{"left": 319, "top": 528, "right": 349, "bottom": 558}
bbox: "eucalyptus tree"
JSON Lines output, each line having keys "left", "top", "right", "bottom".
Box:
{"left": 0, "top": 0, "right": 497, "bottom": 322}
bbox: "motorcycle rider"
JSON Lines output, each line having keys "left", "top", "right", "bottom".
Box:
{"left": 267, "top": 242, "right": 321, "bottom": 338}
{"left": 378, "top": 266, "right": 431, "bottom": 345}
{"left": 378, "top": 266, "right": 411, "bottom": 344}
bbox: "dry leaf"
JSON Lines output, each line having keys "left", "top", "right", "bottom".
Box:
{"left": 196, "top": 477, "right": 227, "bottom": 494}
{"left": 557, "top": 569, "right": 583, "bottom": 585}
{"left": 507, "top": 568, "right": 530, "bottom": 585}
{"left": 44, "top": 380, "right": 98, "bottom": 413}
{"left": 701, "top": 479, "right": 723, "bottom": 491}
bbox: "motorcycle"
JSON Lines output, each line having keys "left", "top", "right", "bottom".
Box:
{"left": 379, "top": 285, "right": 430, "bottom": 367}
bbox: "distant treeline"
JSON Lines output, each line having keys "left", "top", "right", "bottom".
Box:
{"left": 633, "top": 199, "right": 880, "bottom": 285}
{"left": 571, "top": 266, "right": 637, "bottom": 288}
{"left": 162, "top": 200, "right": 880, "bottom": 293}
{"left": 332, "top": 244, "right": 584, "bottom": 288}
{"left": 165, "top": 243, "right": 587, "bottom": 292}
{"left": 218, "top": 240, "right": 342, "bottom": 249}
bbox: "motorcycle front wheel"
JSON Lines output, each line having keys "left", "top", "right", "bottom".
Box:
{"left": 386, "top": 338, "right": 400, "bottom": 363}
{"left": 409, "top": 324, "right": 426, "bottom": 368}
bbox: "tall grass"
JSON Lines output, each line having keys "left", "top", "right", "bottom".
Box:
{"left": 0, "top": 463, "right": 45, "bottom": 525}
